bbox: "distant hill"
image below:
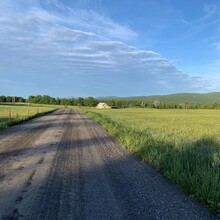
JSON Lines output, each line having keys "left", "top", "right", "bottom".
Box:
{"left": 98, "top": 92, "right": 220, "bottom": 104}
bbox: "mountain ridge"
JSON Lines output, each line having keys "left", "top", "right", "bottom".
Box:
{"left": 97, "top": 92, "right": 220, "bottom": 104}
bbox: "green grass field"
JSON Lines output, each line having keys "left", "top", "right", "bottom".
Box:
{"left": 83, "top": 108, "right": 220, "bottom": 216}
{"left": 0, "top": 104, "right": 57, "bottom": 129}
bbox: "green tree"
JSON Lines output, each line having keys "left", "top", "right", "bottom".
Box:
{"left": 0, "top": 96, "right": 6, "bottom": 102}
{"left": 34, "top": 95, "right": 42, "bottom": 103}
{"left": 115, "top": 100, "right": 126, "bottom": 108}
{"left": 18, "top": 97, "right": 25, "bottom": 102}
{"left": 28, "top": 95, "right": 35, "bottom": 103}
{"left": 61, "top": 98, "right": 72, "bottom": 106}
{"left": 41, "top": 95, "right": 52, "bottom": 104}
{"left": 84, "top": 97, "right": 98, "bottom": 107}
{"left": 106, "top": 100, "right": 116, "bottom": 107}
{"left": 50, "top": 98, "right": 57, "bottom": 105}
{"left": 56, "top": 98, "right": 61, "bottom": 105}
{"left": 74, "top": 97, "right": 84, "bottom": 106}
{"left": 6, "top": 96, "right": 12, "bottom": 102}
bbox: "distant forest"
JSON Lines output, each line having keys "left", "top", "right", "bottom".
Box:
{"left": 1, "top": 94, "right": 220, "bottom": 109}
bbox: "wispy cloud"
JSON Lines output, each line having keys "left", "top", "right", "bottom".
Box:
{"left": 182, "top": 3, "right": 220, "bottom": 37}
{"left": 0, "top": 0, "right": 211, "bottom": 96}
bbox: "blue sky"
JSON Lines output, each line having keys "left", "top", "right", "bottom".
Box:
{"left": 0, "top": 0, "right": 220, "bottom": 98}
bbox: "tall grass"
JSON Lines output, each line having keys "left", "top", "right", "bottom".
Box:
{"left": 83, "top": 108, "right": 220, "bottom": 216}
{"left": 0, "top": 104, "right": 57, "bottom": 129}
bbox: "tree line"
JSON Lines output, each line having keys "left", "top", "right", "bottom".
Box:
{"left": 28, "top": 95, "right": 99, "bottom": 107}
{"left": 0, "top": 95, "right": 98, "bottom": 107}
{"left": 1, "top": 95, "right": 220, "bottom": 109}
{"left": 0, "top": 96, "right": 25, "bottom": 103}
{"left": 27, "top": 95, "right": 220, "bottom": 109}
{"left": 103, "top": 99, "right": 220, "bottom": 109}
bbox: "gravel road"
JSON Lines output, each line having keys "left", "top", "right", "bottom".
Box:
{"left": 0, "top": 109, "right": 217, "bottom": 219}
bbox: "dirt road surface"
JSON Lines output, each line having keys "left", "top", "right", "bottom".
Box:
{"left": 0, "top": 109, "right": 217, "bottom": 219}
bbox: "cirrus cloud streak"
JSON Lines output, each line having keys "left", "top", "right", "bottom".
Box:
{"left": 0, "top": 0, "right": 210, "bottom": 97}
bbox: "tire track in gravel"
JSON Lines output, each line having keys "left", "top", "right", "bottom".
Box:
{"left": 0, "top": 109, "right": 67, "bottom": 178}
{"left": 35, "top": 109, "right": 82, "bottom": 219}
{"left": 0, "top": 127, "right": 48, "bottom": 180}
{"left": 0, "top": 109, "right": 69, "bottom": 219}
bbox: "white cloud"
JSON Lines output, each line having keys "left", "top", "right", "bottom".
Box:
{"left": 0, "top": 79, "right": 35, "bottom": 86}
{"left": 0, "top": 0, "right": 212, "bottom": 96}
{"left": 183, "top": 3, "right": 220, "bottom": 37}
{"left": 64, "top": 8, "right": 137, "bottom": 41}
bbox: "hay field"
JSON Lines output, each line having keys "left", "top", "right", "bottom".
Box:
{"left": 0, "top": 104, "right": 56, "bottom": 129}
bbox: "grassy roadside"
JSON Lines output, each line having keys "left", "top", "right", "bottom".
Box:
{"left": 0, "top": 104, "right": 58, "bottom": 129}
{"left": 82, "top": 108, "right": 220, "bottom": 217}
